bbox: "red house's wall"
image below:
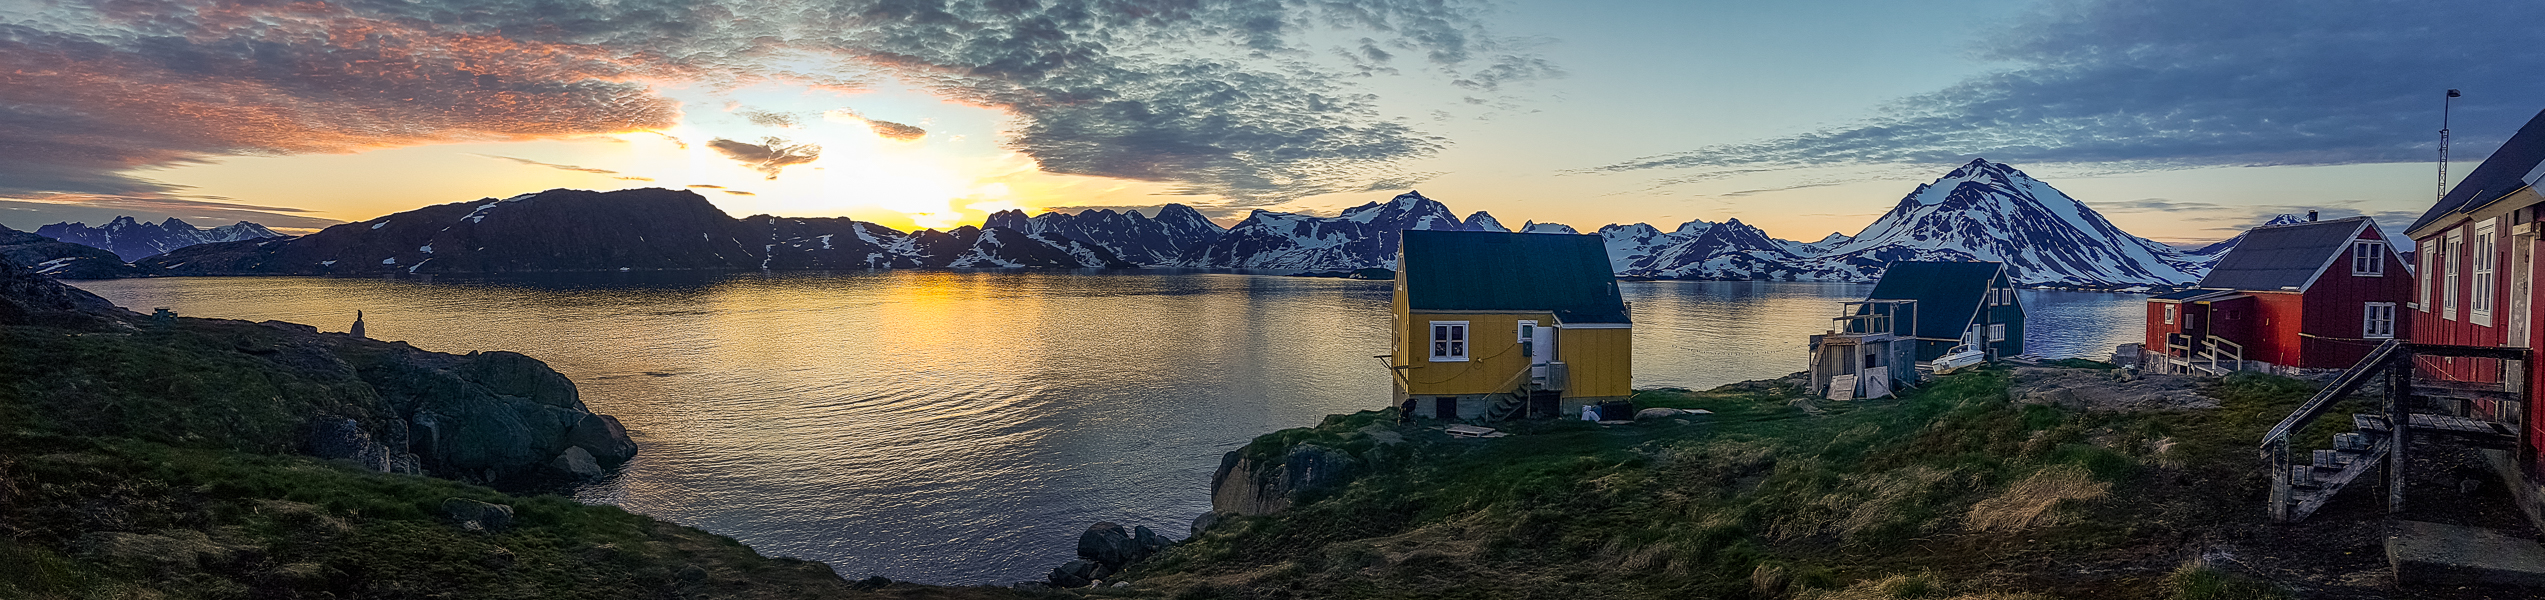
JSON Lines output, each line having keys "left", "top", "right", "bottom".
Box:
{"left": 2412, "top": 218, "right": 2509, "bottom": 383}
{"left": 2296, "top": 227, "right": 2418, "bottom": 369}
{"left": 2145, "top": 301, "right": 2180, "bottom": 355}
{"left": 2210, "top": 296, "right": 2260, "bottom": 355}
{"left": 2251, "top": 292, "right": 2308, "bottom": 367}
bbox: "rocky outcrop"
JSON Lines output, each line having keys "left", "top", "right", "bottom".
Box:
{"left": 1044, "top": 522, "right": 1180, "bottom": 588}
{"left": 348, "top": 346, "right": 639, "bottom": 486}
{"left": 1210, "top": 444, "right": 1363, "bottom": 516}
{"left": 1, "top": 253, "right": 636, "bottom": 490}
{"left": 0, "top": 250, "right": 135, "bottom": 329}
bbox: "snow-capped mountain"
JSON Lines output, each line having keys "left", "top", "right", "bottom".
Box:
{"left": 1781, "top": 232, "right": 1853, "bottom": 255}
{"left": 2191, "top": 214, "right": 2307, "bottom": 256}
{"left": 1181, "top": 190, "right": 1465, "bottom": 270}
{"left": 1626, "top": 218, "right": 1854, "bottom": 280}
{"left": 37, "top": 216, "right": 286, "bottom": 260}
{"left": 1, "top": 223, "right": 143, "bottom": 279}
{"left": 122, "top": 164, "right": 2221, "bottom": 287}
{"left": 139, "top": 188, "right": 1132, "bottom": 276}
{"left": 1789, "top": 158, "right": 2205, "bottom": 286}
{"left": 983, "top": 204, "right": 1227, "bottom": 266}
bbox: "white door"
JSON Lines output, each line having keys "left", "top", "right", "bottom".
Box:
{"left": 1521, "top": 320, "right": 1554, "bottom": 380}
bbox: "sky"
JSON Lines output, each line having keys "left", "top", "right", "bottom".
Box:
{"left": 2, "top": 0, "right": 2541, "bottom": 246}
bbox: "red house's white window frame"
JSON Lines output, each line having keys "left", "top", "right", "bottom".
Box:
{"left": 2444, "top": 229, "right": 2464, "bottom": 321}
{"left": 2364, "top": 302, "right": 2396, "bottom": 339}
{"left": 2351, "top": 240, "right": 2385, "bottom": 276}
{"left": 2164, "top": 304, "right": 2178, "bottom": 325}
{"left": 2472, "top": 221, "right": 2497, "bottom": 326}
{"left": 2418, "top": 241, "right": 2433, "bottom": 309}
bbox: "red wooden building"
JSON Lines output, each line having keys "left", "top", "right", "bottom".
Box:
{"left": 2144, "top": 216, "right": 2412, "bottom": 375}
{"left": 2399, "top": 107, "right": 2545, "bottom": 522}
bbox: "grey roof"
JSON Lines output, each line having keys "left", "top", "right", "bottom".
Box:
{"left": 2150, "top": 288, "right": 2234, "bottom": 302}
{"left": 2410, "top": 108, "right": 2545, "bottom": 234}
{"left": 2197, "top": 217, "right": 2371, "bottom": 292}
{"left": 1400, "top": 230, "right": 1630, "bottom": 324}
{"left": 1866, "top": 261, "right": 2003, "bottom": 338}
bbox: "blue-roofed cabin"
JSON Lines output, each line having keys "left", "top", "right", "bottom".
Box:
{"left": 1390, "top": 230, "right": 1633, "bottom": 421}
{"left": 1863, "top": 261, "right": 2026, "bottom": 361}
{"left": 1807, "top": 261, "right": 2022, "bottom": 399}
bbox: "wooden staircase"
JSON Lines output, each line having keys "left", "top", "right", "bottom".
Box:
{"left": 2260, "top": 339, "right": 2529, "bottom": 522}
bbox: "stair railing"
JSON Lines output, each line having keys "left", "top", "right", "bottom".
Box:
{"left": 2258, "top": 338, "right": 2405, "bottom": 522}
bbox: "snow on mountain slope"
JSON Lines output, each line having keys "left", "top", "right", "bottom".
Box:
{"left": 1802, "top": 159, "right": 2202, "bottom": 286}
{"left": 1461, "top": 211, "right": 1509, "bottom": 232}
{"left": 1519, "top": 221, "right": 1579, "bottom": 234}
{"left": 1181, "top": 191, "right": 1464, "bottom": 270}
{"left": 37, "top": 216, "right": 290, "bottom": 260}
{"left": 984, "top": 204, "right": 1226, "bottom": 266}
{"left": 1627, "top": 218, "right": 1846, "bottom": 280}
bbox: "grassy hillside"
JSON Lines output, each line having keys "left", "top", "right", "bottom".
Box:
{"left": 1125, "top": 367, "right": 2337, "bottom": 599}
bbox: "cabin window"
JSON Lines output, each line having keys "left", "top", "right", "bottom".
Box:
{"left": 1516, "top": 320, "right": 1537, "bottom": 358}
{"left": 2164, "top": 304, "right": 2178, "bottom": 325}
{"left": 1429, "top": 321, "right": 1469, "bottom": 361}
{"left": 2444, "top": 229, "right": 2463, "bottom": 320}
{"left": 2473, "top": 222, "right": 2497, "bottom": 325}
{"left": 2351, "top": 241, "right": 2385, "bottom": 276}
{"left": 1988, "top": 323, "right": 2007, "bottom": 342}
{"left": 2364, "top": 302, "right": 2396, "bottom": 339}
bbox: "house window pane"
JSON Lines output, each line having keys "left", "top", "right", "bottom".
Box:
{"left": 2365, "top": 303, "right": 2395, "bottom": 339}
{"left": 1427, "top": 321, "right": 1469, "bottom": 360}
{"left": 2353, "top": 241, "right": 2384, "bottom": 276}
{"left": 2164, "top": 305, "right": 2177, "bottom": 324}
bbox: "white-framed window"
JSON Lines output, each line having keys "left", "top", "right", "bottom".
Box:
{"left": 2164, "top": 304, "right": 2178, "bottom": 325}
{"left": 2420, "top": 243, "right": 2434, "bottom": 308}
{"left": 2352, "top": 240, "right": 2385, "bottom": 276}
{"left": 1516, "top": 320, "right": 1537, "bottom": 358}
{"left": 1428, "top": 321, "right": 1469, "bottom": 361}
{"left": 2445, "top": 229, "right": 2464, "bottom": 320}
{"left": 2473, "top": 222, "right": 2497, "bottom": 325}
{"left": 2364, "top": 302, "right": 2396, "bottom": 339}
{"left": 1988, "top": 323, "right": 2007, "bottom": 341}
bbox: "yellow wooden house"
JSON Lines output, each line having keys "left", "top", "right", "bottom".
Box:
{"left": 1390, "top": 230, "right": 1633, "bottom": 420}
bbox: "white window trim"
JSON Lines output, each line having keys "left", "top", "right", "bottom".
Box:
{"left": 2444, "top": 229, "right": 2463, "bottom": 320}
{"left": 2365, "top": 302, "right": 2396, "bottom": 339}
{"left": 2420, "top": 242, "right": 2434, "bottom": 308}
{"left": 2352, "top": 240, "right": 2386, "bottom": 276}
{"left": 1987, "top": 323, "right": 2007, "bottom": 342}
{"left": 2473, "top": 222, "right": 2497, "bottom": 325}
{"left": 1428, "top": 320, "right": 1470, "bottom": 362}
{"left": 2164, "top": 304, "right": 2178, "bottom": 325}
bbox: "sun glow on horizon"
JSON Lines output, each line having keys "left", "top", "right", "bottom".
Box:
{"left": 105, "top": 79, "right": 1204, "bottom": 233}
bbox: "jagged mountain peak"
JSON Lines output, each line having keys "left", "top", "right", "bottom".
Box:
{"left": 1671, "top": 218, "right": 1716, "bottom": 236}
{"left": 1519, "top": 221, "right": 1578, "bottom": 234}
{"left": 1462, "top": 211, "right": 1509, "bottom": 232}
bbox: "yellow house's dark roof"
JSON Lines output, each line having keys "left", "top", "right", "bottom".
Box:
{"left": 1401, "top": 230, "right": 1629, "bottom": 324}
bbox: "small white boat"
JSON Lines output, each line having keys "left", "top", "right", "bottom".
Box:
{"left": 1931, "top": 345, "right": 1986, "bottom": 374}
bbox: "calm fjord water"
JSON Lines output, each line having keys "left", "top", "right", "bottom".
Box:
{"left": 72, "top": 272, "right": 2140, "bottom": 583}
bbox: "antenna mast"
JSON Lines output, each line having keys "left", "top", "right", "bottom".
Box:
{"left": 2441, "top": 88, "right": 2462, "bottom": 202}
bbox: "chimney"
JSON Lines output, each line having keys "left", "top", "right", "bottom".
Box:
{"left": 2307, "top": 210, "right": 2318, "bottom": 222}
